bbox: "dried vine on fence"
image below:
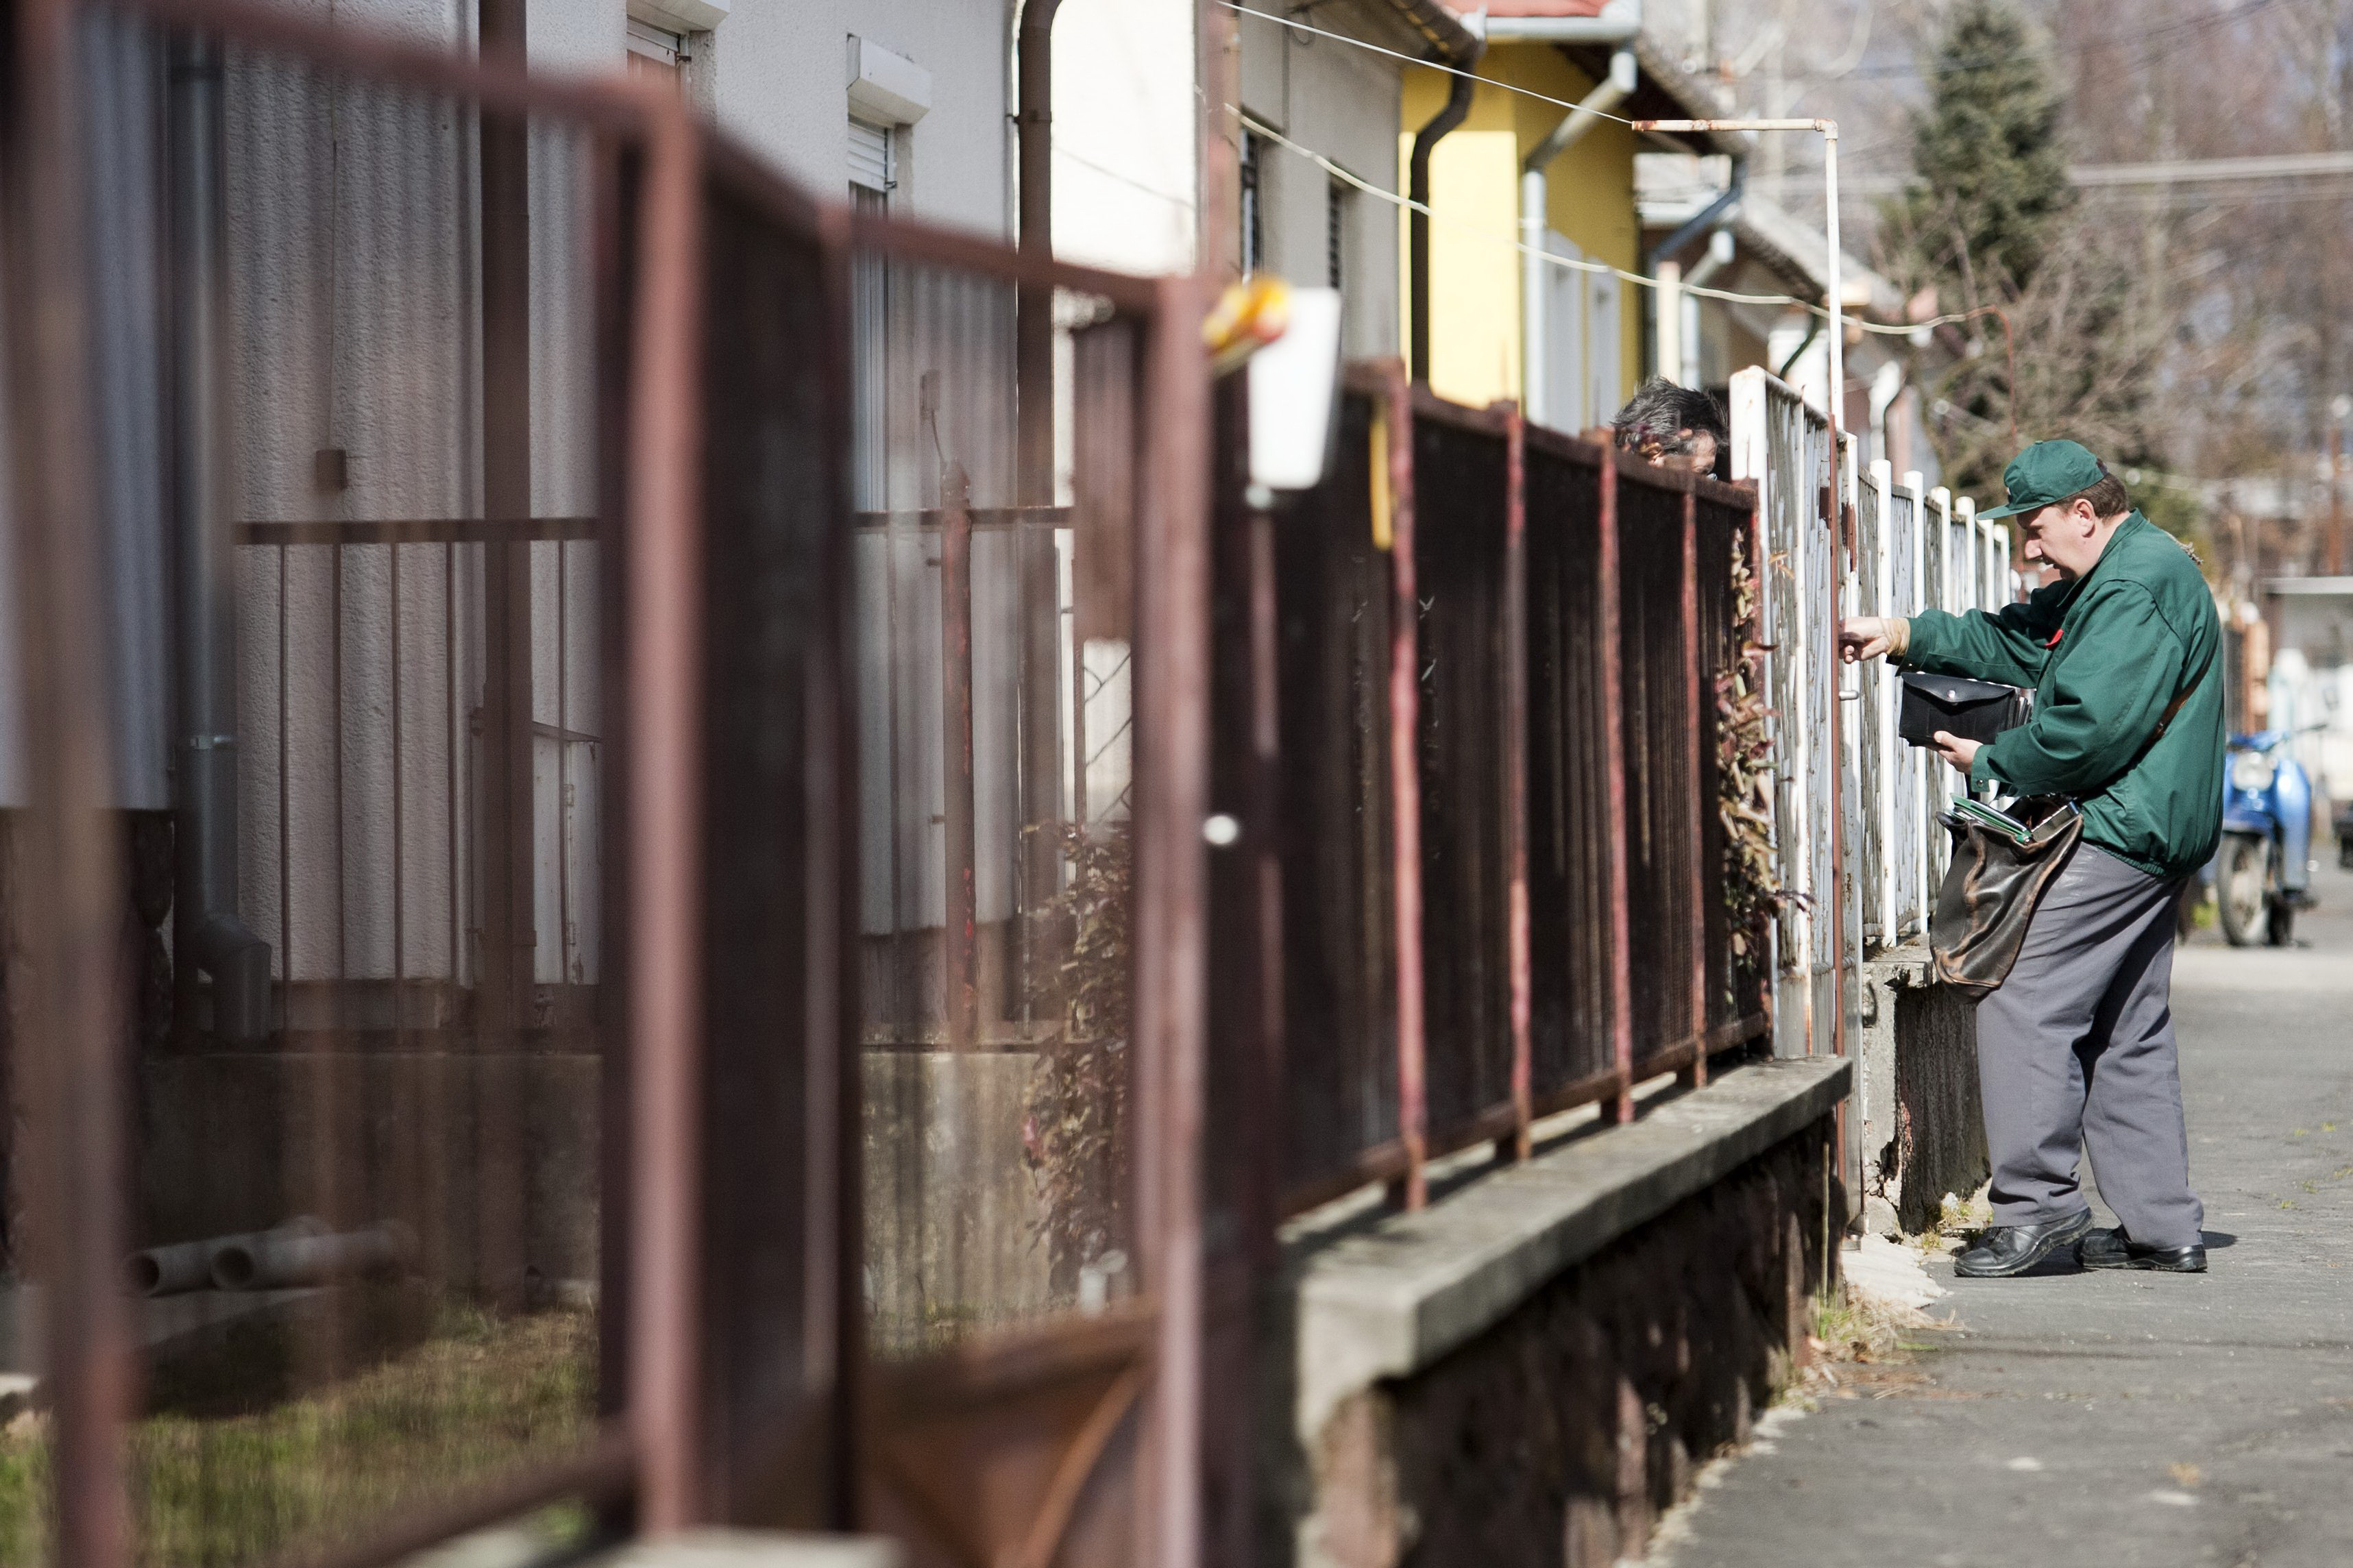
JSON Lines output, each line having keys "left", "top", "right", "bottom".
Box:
{"left": 1717, "top": 534, "right": 1786, "bottom": 1003}
{"left": 1021, "top": 822, "right": 1132, "bottom": 1285}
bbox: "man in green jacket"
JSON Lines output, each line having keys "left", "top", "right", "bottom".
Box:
{"left": 1842, "top": 440, "right": 2221, "bottom": 1279}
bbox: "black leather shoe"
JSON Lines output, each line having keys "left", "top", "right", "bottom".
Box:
{"left": 1952, "top": 1209, "right": 2094, "bottom": 1278}
{"left": 2080, "top": 1227, "right": 2207, "bottom": 1273}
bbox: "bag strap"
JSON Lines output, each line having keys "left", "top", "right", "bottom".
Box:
{"left": 2148, "top": 656, "right": 2207, "bottom": 744}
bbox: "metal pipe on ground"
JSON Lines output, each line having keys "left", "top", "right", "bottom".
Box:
{"left": 211, "top": 1221, "right": 418, "bottom": 1291}
{"left": 125, "top": 1217, "right": 326, "bottom": 1297}
{"left": 166, "top": 33, "right": 272, "bottom": 1044}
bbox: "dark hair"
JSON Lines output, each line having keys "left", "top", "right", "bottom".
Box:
{"left": 2064, "top": 471, "right": 2131, "bottom": 520}
{"left": 1611, "top": 377, "right": 1728, "bottom": 457}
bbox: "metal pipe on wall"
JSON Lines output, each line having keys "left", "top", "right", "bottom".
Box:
{"left": 1520, "top": 44, "right": 1636, "bottom": 428}
{"left": 166, "top": 32, "right": 273, "bottom": 1046}
{"left": 1408, "top": 54, "right": 1480, "bottom": 382}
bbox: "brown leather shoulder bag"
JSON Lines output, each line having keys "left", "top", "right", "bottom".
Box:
{"left": 1928, "top": 672, "right": 2201, "bottom": 999}
{"left": 1929, "top": 797, "right": 2082, "bottom": 999}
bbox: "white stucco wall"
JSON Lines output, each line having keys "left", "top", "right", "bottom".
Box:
{"left": 1051, "top": 0, "right": 1197, "bottom": 275}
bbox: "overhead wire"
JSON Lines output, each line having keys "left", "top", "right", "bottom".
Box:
{"left": 1234, "top": 111, "right": 1971, "bottom": 339}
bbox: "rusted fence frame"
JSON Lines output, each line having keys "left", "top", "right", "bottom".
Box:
{"left": 1380, "top": 364, "right": 1428, "bottom": 1209}
{"left": 1682, "top": 488, "right": 1707, "bottom": 1088}
{"left": 1504, "top": 408, "right": 1533, "bottom": 1160}
{"left": 1, "top": 1, "right": 660, "bottom": 1563}
{"left": 828, "top": 207, "right": 1204, "bottom": 1567}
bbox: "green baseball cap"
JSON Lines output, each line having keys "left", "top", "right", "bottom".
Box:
{"left": 1977, "top": 439, "right": 2110, "bottom": 520}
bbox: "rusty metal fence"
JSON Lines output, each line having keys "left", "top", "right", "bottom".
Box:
{"left": 2, "top": 0, "right": 1208, "bottom": 1563}
{"left": 1235, "top": 369, "right": 1770, "bottom": 1219}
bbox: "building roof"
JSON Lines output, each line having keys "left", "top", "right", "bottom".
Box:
{"left": 1378, "top": 0, "right": 1485, "bottom": 63}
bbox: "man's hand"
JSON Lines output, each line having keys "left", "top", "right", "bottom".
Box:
{"left": 1931, "top": 731, "right": 1981, "bottom": 774}
{"left": 1839, "top": 617, "right": 1891, "bottom": 664}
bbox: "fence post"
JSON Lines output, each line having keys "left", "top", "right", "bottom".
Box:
{"left": 1383, "top": 364, "right": 1428, "bottom": 1208}
{"left": 1600, "top": 454, "right": 1635, "bottom": 1123}
{"left": 1504, "top": 406, "right": 1534, "bottom": 1159}
{"left": 1681, "top": 489, "right": 1707, "bottom": 1089}
{"left": 940, "top": 464, "right": 979, "bottom": 1051}
{"left": 1871, "top": 459, "right": 1899, "bottom": 956}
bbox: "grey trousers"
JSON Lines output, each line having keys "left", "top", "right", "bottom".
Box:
{"left": 1974, "top": 842, "right": 2205, "bottom": 1249}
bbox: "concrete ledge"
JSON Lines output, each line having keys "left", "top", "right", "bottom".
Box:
{"left": 1293, "top": 1056, "right": 1849, "bottom": 1440}
{"left": 407, "top": 1529, "right": 901, "bottom": 1568}
{"left": 596, "top": 1533, "right": 903, "bottom": 1568}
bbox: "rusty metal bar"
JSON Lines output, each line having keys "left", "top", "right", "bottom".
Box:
{"left": 1248, "top": 496, "right": 1287, "bottom": 1263}
{"left": 474, "top": 5, "right": 536, "bottom": 1311}
{"left": 1383, "top": 362, "right": 1429, "bottom": 1210}
{"left": 3, "top": 0, "right": 137, "bottom": 1556}
{"left": 1681, "top": 489, "right": 1707, "bottom": 1090}
{"left": 1598, "top": 456, "right": 1635, "bottom": 1122}
{"left": 1134, "top": 272, "right": 1210, "bottom": 1568}
{"left": 235, "top": 515, "right": 598, "bottom": 544}
{"left": 624, "top": 90, "right": 709, "bottom": 1532}
{"left": 1503, "top": 404, "right": 1533, "bottom": 1161}
{"left": 940, "top": 464, "right": 979, "bottom": 1051}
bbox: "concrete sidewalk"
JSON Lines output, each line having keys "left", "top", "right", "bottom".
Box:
{"left": 1657, "top": 853, "right": 2353, "bottom": 1568}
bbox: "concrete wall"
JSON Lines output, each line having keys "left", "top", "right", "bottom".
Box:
{"left": 1278, "top": 1117, "right": 1837, "bottom": 1567}
{"left": 1051, "top": 0, "right": 1197, "bottom": 277}
{"left": 1857, "top": 944, "right": 1990, "bottom": 1237}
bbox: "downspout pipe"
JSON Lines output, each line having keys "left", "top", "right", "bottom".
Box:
{"left": 1645, "top": 156, "right": 1742, "bottom": 387}
{"left": 167, "top": 34, "right": 272, "bottom": 1045}
{"left": 1520, "top": 42, "right": 1636, "bottom": 428}
{"left": 1644, "top": 152, "right": 1744, "bottom": 273}
{"left": 1408, "top": 46, "right": 1482, "bottom": 383}
{"left": 1015, "top": 0, "right": 1062, "bottom": 504}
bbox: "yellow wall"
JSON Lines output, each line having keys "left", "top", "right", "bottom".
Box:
{"left": 1399, "top": 47, "right": 1642, "bottom": 417}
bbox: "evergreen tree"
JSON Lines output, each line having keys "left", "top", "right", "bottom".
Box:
{"left": 1881, "top": 0, "right": 2181, "bottom": 527}
{"left": 1885, "top": 0, "right": 2072, "bottom": 299}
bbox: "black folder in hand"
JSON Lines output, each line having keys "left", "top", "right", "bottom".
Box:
{"left": 1899, "top": 672, "right": 2030, "bottom": 747}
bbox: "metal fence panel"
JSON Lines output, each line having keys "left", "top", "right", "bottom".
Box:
{"left": 1522, "top": 436, "right": 1620, "bottom": 1106}
{"left": 1409, "top": 400, "right": 1515, "bottom": 1144}
{"left": 1616, "top": 477, "right": 1699, "bottom": 1070}
{"left": 1270, "top": 387, "right": 1402, "bottom": 1206}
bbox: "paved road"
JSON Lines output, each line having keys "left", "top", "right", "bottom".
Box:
{"left": 1659, "top": 851, "right": 2353, "bottom": 1568}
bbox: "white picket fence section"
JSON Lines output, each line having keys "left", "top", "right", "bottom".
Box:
{"left": 1729, "top": 367, "right": 2021, "bottom": 1062}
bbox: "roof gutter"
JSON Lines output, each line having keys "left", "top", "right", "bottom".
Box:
{"left": 1481, "top": 0, "right": 1641, "bottom": 44}
{"left": 1381, "top": 0, "right": 1484, "bottom": 62}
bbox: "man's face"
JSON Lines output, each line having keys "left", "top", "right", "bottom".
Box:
{"left": 1644, "top": 429, "right": 1718, "bottom": 473}
{"left": 2015, "top": 498, "right": 2108, "bottom": 580}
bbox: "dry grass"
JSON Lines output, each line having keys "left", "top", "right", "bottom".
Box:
{"left": 0, "top": 1303, "right": 596, "bottom": 1565}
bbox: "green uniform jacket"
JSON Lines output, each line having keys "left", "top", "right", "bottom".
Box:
{"left": 1900, "top": 512, "right": 2223, "bottom": 880}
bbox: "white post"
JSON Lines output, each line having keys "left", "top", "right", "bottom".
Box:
{"left": 1522, "top": 171, "right": 1548, "bottom": 426}
{"left": 1823, "top": 123, "right": 1844, "bottom": 440}
{"left": 1904, "top": 469, "right": 1928, "bottom": 940}
{"left": 1872, "top": 458, "right": 1897, "bottom": 955}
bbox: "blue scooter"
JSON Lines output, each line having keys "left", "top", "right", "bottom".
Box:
{"left": 2217, "top": 728, "right": 2317, "bottom": 946}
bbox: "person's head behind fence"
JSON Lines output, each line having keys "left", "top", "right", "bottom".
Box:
{"left": 1612, "top": 378, "right": 1727, "bottom": 474}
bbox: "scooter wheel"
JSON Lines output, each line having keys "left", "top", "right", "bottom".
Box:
{"left": 2217, "top": 834, "right": 2269, "bottom": 948}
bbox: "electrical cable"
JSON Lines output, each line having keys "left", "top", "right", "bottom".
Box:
{"left": 1235, "top": 110, "right": 1969, "bottom": 339}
